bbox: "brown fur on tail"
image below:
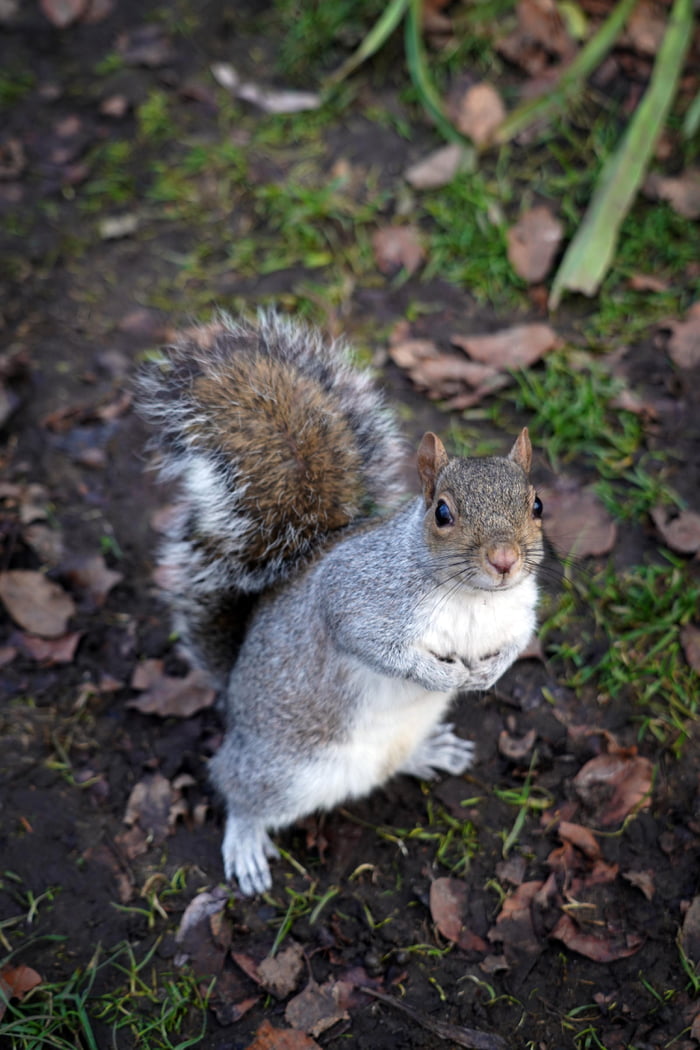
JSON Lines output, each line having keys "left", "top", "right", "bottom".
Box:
{"left": 137, "top": 311, "right": 406, "bottom": 684}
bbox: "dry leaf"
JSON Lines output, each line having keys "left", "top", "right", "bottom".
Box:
{"left": 246, "top": 1019, "right": 321, "bottom": 1050}
{"left": 285, "top": 978, "right": 349, "bottom": 1038}
{"left": 404, "top": 144, "right": 469, "bottom": 190}
{"left": 258, "top": 941, "right": 305, "bottom": 999}
{"left": 127, "top": 666, "right": 216, "bottom": 718}
{"left": 622, "top": 869, "right": 655, "bottom": 901}
{"left": 488, "top": 880, "right": 545, "bottom": 964}
{"left": 557, "top": 821, "right": 600, "bottom": 861}
{"left": 451, "top": 323, "right": 559, "bottom": 369}
{"left": 573, "top": 752, "right": 653, "bottom": 826}
{"left": 18, "top": 631, "right": 82, "bottom": 665}
{"left": 123, "top": 772, "right": 175, "bottom": 844}
{"left": 372, "top": 225, "right": 425, "bottom": 276}
{"left": 506, "top": 206, "right": 563, "bottom": 283}
{"left": 498, "top": 727, "right": 537, "bottom": 761}
{"left": 0, "top": 964, "right": 42, "bottom": 1020}
{"left": 628, "top": 273, "right": 668, "bottom": 293}
{"left": 0, "top": 570, "right": 76, "bottom": 638}
{"left": 40, "top": 0, "right": 87, "bottom": 26}
{"left": 650, "top": 506, "right": 700, "bottom": 554}
{"left": 63, "top": 553, "right": 123, "bottom": 606}
{"left": 175, "top": 888, "right": 228, "bottom": 946}
{"left": 681, "top": 896, "right": 700, "bottom": 969}
{"left": 550, "top": 913, "right": 643, "bottom": 961}
{"left": 538, "top": 480, "right": 617, "bottom": 559}
{"left": 664, "top": 302, "right": 700, "bottom": 370}
{"left": 429, "top": 877, "right": 487, "bottom": 952}
{"left": 644, "top": 170, "right": 700, "bottom": 220}
{"left": 453, "top": 83, "right": 505, "bottom": 147}
{"left": 388, "top": 336, "right": 508, "bottom": 409}
{"left": 680, "top": 624, "right": 700, "bottom": 672}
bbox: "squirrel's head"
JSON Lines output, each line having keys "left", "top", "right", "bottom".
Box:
{"left": 416, "top": 428, "right": 544, "bottom": 590}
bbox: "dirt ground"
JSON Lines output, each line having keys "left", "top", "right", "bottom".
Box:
{"left": 1, "top": 3, "right": 700, "bottom": 1049}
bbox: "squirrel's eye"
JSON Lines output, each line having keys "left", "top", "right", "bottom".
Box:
{"left": 435, "top": 499, "right": 454, "bottom": 527}
{"left": 532, "top": 495, "right": 543, "bottom": 519}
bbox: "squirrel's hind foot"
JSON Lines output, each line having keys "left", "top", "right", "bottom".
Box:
{"left": 400, "top": 722, "right": 475, "bottom": 780}
{"left": 222, "top": 815, "right": 279, "bottom": 897}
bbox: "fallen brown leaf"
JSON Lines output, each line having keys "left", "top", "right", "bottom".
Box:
{"left": 63, "top": 553, "right": 123, "bottom": 606}
{"left": 40, "top": 0, "right": 87, "bottom": 27}
{"left": 622, "top": 869, "right": 655, "bottom": 901}
{"left": 372, "top": 225, "right": 425, "bottom": 276}
{"left": 498, "top": 726, "right": 537, "bottom": 761}
{"left": 452, "top": 82, "right": 505, "bottom": 147}
{"left": 23, "top": 523, "right": 65, "bottom": 566}
{"left": 127, "top": 665, "right": 216, "bottom": 718}
{"left": 488, "top": 880, "right": 548, "bottom": 968}
{"left": 404, "top": 144, "right": 469, "bottom": 190}
{"left": 507, "top": 206, "right": 563, "bottom": 283}
{"left": 451, "top": 323, "right": 560, "bottom": 369}
{"left": 388, "top": 336, "right": 509, "bottom": 409}
{"left": 682, "top": 895, "right": 700, "bottom": 968}
{"left": 538, "top": 480, "right": 617, "bottom": 559}
{"left": 123, "top": 772, "right": 176, "bottom": 844}
{"left": 246, "top": 1019, "right": 321, "bottom": 1050}
{"left": 0, "top": 570, "right": 76, "bottom": 638}
{"left": 429, "top": 877, "right": 487, "bottom": 952}
{"left": 650, "top": 505, "right": 700, "bottom": 554}
{"left": 210, "top": 973, "right": 259, "bottom": 1026}
{"left": 18, "top": 630, "right": 82, "bottom": 665}
{"left": 173, "top": 887, "right": 230, "bottom": 976}
{"left": 285, "top": 978, "right": 349, "bottom": 1038}
{"left": 497, "top": 0, "right": 576, "bottom": 73}
{"left": 550, "top": 913, "right": 643, "bottom": 962}
{"left": 0, "top": 964, "right": 42, "bottom": 1021}
{"left": 628, "top": 273, "right": 669, "bottom": 293}
{"left": 557, "top": 821, "right": 600, "bottom": 862}
{"left": 663, "top": 302, "right": 700, "bottom": 370}
{"left": 680, "top": 624, "right": 700, "bottom": 672}
{"left": 572, "top": 752, "right": 653, "bottom": 826}
{"left": 644, "top": 169, "right": 700, "bottom": 220}
{"left": 258, "top": 941, "right": 305, "bottom": 999}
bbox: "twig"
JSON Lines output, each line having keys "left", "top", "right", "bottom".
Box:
{"left": 360, "top": 986, "right": 508, "bottom": 1050}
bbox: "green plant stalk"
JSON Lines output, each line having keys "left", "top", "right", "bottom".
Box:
{"left": 549, "top": 0, "right": 694, "bottom": 308}
{"left": 404, "top": 0, "right": 474, "bottom": 147}
{"left": 325, "top": 0, "right": 410, "bottom": 86}
{"left": 495, "top": 0, "right": 640, "bottom": 144}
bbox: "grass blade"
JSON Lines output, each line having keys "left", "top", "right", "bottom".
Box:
{"left": 495, "top": 0, "right": 640, "bottom": 144}
{"left": 325, "top": 0, "right": 410, "bottom": 87}
{"left": 549, "top": 0, "right": 694, "bottom": 308}
{"left": 404, "top": 0, "right": 474, "bottom": 148}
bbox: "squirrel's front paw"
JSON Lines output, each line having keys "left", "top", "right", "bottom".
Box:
{"left": 400, "top": 722, "right": 475, "bottom": 779}
{"left": 463, "top": 647, "right": 515, "bottom": 691}
{"left": 222, "top": 815, "right": 279, "bottom": 897}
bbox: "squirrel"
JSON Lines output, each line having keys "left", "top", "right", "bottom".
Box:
{"left": 138, "top": 311, "right": 545, "bottom": 896}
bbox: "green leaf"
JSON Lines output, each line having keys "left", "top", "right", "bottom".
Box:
{"left": 549, "top": 0, "right": 694, "bottom": 308}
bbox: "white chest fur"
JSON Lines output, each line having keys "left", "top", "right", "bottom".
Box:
{"left": 417, "top": 574, "right": 538, "bottom": 663}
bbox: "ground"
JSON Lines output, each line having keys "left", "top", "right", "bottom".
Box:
{"left": 1, "top": 2, "right": 700, "bottom": 1048}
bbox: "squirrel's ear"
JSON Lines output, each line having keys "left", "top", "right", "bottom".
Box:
{"left": 508, "top": 427, "right": 532, "bottom": 473}
{"left": 417, "top": 432, "right": 449, "bottom": 504}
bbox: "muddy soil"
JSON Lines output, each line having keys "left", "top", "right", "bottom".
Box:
{"left": 1, "top": 3, "right": 700, "bottom": 1049}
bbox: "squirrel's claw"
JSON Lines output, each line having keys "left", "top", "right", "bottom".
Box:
{"left": 400, "top": 722, "right": 475, "bottom": 779}
{"left": 222, "top": 815, "right": 277, "bottom": 896}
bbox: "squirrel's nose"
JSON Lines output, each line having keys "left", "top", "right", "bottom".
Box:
{"left": 487, "top": 544, "right": 519, "bottom": 576}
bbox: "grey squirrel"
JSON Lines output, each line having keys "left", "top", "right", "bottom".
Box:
{"left": 138, "top": 311, "right": 544, "bottom": 896}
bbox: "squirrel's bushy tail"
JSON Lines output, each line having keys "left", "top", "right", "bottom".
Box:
{"left": 137, "top": 311, "right": 406, "bottom": 684}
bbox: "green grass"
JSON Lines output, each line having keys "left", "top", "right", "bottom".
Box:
{"left": 0, "top": 942, "right": 211, "bottom": 1050}
{"left": 0, "top": 71, "right": 35, "bottom": 109}
{"left": 552, "top": 556, "right": 700, "bottom": 748}
{"left": 507, "top": 350, "right": 644, "bottom": 474}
